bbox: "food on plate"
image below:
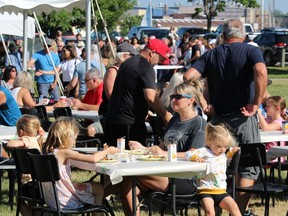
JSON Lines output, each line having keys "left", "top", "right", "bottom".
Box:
{"left": 138, "top": 155, "right": 167, "bottom": 161}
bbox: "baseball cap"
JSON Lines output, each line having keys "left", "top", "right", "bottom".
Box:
{"left": 116, "top": 43, "right": 138, "bottom": 56}
{"left": 45, "top": 38, "right": 53, "bottom": 46}
{"left": 146, "top": 39, "right": 169, "bottom": 60}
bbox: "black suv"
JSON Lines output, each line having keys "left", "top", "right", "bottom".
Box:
{"left": 253, "top": 31, "right": 288, "bottom": 66}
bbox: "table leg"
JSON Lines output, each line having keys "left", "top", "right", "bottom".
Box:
{"left": 132, "top": 176, "right": 137, "bottom": 216}
{"left": 171, "top": 178, "right": 177, "bottom": 216}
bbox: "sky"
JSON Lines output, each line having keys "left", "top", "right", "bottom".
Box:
{"left": 136, "top": 0, "right": 288, "bottom": 14}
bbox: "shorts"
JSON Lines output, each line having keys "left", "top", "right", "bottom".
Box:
{"left": 198, "top": 193, "right": 230, "bottom": 206}
{"left": 89, "top": 121, "right": 103, "bottom": 134}
{"left": 167, "top": 178, "right": 197, "bottom": 195}
{"left": 211, "top": 112, "right": 260, "bottom": 180}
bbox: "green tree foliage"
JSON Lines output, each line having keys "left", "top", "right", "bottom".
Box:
{"left": 120, "top": 15, "right": 143, "bottom": 36}
{"left": 236, "top": 0, "right": 259, "bottom": 8}
{"left": 36, "top": 0, "right": 136, "bottom": 38}
{"left": 188, "top": 0, "right": 260, "bottom": 31}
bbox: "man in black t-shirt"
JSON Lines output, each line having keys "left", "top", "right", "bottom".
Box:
{"left": 106, "top": 39, "right": 172, "bottom": 148}
{"left": 184, "top": 19, "right": 267, "bottom": 215}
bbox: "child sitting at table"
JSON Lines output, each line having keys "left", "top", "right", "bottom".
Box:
{"left": 258, "top": 96, "right": 287, "bottom": 161}
{"left": 7, "top": 114, "right": 45, "bottom": 216}
{"left": 185, "top": 123, "right": 241, "bottom": 216}
{"left": 41, "top": 117, "right": 118, "bottom": 211}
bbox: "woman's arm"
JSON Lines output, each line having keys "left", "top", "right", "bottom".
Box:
{"left": 104, "top": 68, "right": 117, "bottom": 100}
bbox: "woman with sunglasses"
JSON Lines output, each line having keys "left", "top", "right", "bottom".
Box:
{"left": 0, "top": 65, "right": 17, "bottom": 90}
{"left": 107, "top": 79, "right": 207, "bottom": 216}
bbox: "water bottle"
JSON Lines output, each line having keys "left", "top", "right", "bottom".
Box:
{"left": 38, "top": 95, "right": 44, "bottom": 105}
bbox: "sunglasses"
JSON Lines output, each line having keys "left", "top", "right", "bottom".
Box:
{"left": 170, "top": 94, "right": 192, "bottom": 100}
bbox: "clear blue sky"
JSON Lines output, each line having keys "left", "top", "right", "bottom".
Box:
{"left": 137, "top": 0, "right": 288, "bottom": 14}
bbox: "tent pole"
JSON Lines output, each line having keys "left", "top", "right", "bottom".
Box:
{"left": 95, "top": 0, "right": 116, "bottom": 59}
{"left": 91, "top": 0, "right": 104, "bottom": 77}
{"left": 33, "top": 12, "right": 64, "bottom": 96}
{"left": 23, "top": 10, "right": 28, "bottom": 71}
{"left": 86, "top": 0, "right": 91, "bottom": 71}
{"left": 0, "top": 34, "right": 10, "bottom": 65}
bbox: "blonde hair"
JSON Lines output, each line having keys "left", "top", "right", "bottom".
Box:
{"left": 13, "top": 71, "right": 33, "bottom": 91}
{"left": 42, "top": 117, "right": 79, "bottom": 154}
{"left": 205, "top": 123, "right": 237, "bottom": 148}
{"left": 16, "top": 114, "right": 45, "bottom": 148}
{"left": 174, "top": 78, "right": 203, "bottom": 107}
{"left": 266, "top": 96, "right": 287, "bottom": 120}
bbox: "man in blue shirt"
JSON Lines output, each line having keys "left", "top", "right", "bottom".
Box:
{"left": 27, "top": 38, "right": 60, "bottom": 101}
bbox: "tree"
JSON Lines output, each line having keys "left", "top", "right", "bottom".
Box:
{"left": 120, "top": 15, "right": 143, "bottom": 36}
{"left": 37, "top": 0, "right": 136, "bottom": 37}
{"left": 188, "top": 0, "right": 260, "bottom": 31}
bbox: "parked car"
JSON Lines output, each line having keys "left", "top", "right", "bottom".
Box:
{"left": 261, "top": 27, "right": 288, "bottom": 33}
{"left": 176, "top": 27, "right": 209, "bottom": 41}
{"left": 253, "top": 31, "right": 288, "bottom": 66}
{"left": 127, "top": 26, "right": 152, "bottom": 40}
{"left": 136, "top": 27, "right": 170, "bottom": 44}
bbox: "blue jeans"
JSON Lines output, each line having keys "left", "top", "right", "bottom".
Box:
{"left": 37, "top": 82, "right": 59, "bottom": 101}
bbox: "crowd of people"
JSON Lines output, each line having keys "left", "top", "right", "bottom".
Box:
{"left": 0, "top": 19, "right": 288, "bottom": 216}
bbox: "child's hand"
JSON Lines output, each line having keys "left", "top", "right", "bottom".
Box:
{"left": 107, "top": 146, "right": 119, "bottom": 154}
{"left": 73, "top": 183, "right": 87, "bottom": 191}
{"left": 147, "top": 145, "right": 165, "bottom": 155}
{"left": 190, "top": 155, "right": 205, "bottom": 162}
{"left": 231, "top": 147, "right": 240, "bottom": 153}
{"left": 38, "top": 127, "right": 45, "bottom": 136}
{"left": 128, "top": 140, "right": 146, "bottom": 150}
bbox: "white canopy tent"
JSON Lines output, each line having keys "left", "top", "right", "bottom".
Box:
{"left": 0, "top": 12, "right": 35, "bottom": 38}
{"left": 0, "top": 0, "right": 92, "bottom": 71}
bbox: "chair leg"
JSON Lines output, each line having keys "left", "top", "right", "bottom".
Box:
{"left": 265, "top": 195, "right": 270, "bottom": 216}
{"left": 8, "top": 170, "right": 16, "bottom": 211}
{"left": 103, "top": 198, "right": 115, "bottom": 216}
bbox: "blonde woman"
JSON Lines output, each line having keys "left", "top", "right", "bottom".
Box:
{"left": 10, "top": 71, "right": 35, "bottom": 108}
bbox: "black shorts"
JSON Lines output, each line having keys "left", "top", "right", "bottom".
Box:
{"left": 167, "top": 178, "right": 197, "bottom": 195}
{"left": 198, "top": 193, "right": 230, "bottom": 206}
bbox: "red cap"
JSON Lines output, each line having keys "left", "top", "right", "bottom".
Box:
{"left": 146, "top": 39, "right": 169, "bottom": 60}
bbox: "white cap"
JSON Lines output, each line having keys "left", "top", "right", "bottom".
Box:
{"left": 209, "top": 39, "right": 216, "bottom": 45}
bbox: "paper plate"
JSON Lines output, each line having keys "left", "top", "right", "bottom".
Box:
{"left": 98, "top": 159, "right": 118, "bottom": 163}
{"left": 127, "top": 150, "right": 147, "bottom": 155}
{"left": 137, "top": 155, "right": 167, "bottom": 161}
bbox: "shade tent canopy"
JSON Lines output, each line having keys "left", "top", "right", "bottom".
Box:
{"left": 0, "top": 0, "right": 92, "bottom": 73}
{"left": 0, "top": 12, "right": 35, "bottom": 38}
{"left": 0, "top": 0, "right": 85, "bottom": 14}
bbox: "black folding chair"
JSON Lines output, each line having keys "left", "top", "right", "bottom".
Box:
{"left": 11, "top": 148, "right": 42, "bottom": 216}
{"left": 236, "top": 143, "right": 288, "bottom": 216}
{"left": 28, "top": 153, "right": 110, "bottom": 216}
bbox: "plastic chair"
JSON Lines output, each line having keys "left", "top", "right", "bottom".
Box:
{"left": 28, "top": 153, "right": 110, "bottom": 216}
{"left": 53, "top": 107, "right": 72, "bottom": 119}
{"left": 0, "top": 142, "right": 16, "bottom": 211}
{"left": 11, "top": 148, "right": 42, "bottom": 216}
{"left": 236, "top": 143, "right": 288, "bottom": 216}
{"left": 19, "top": 108, "right": 38, "bottom": 116}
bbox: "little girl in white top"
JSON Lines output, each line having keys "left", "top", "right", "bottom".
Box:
{"left": 41, "top": 117, "right": 118, "bottom": 210}
{"left": 185, "top": 123, "right": 241, "bottom": 216}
